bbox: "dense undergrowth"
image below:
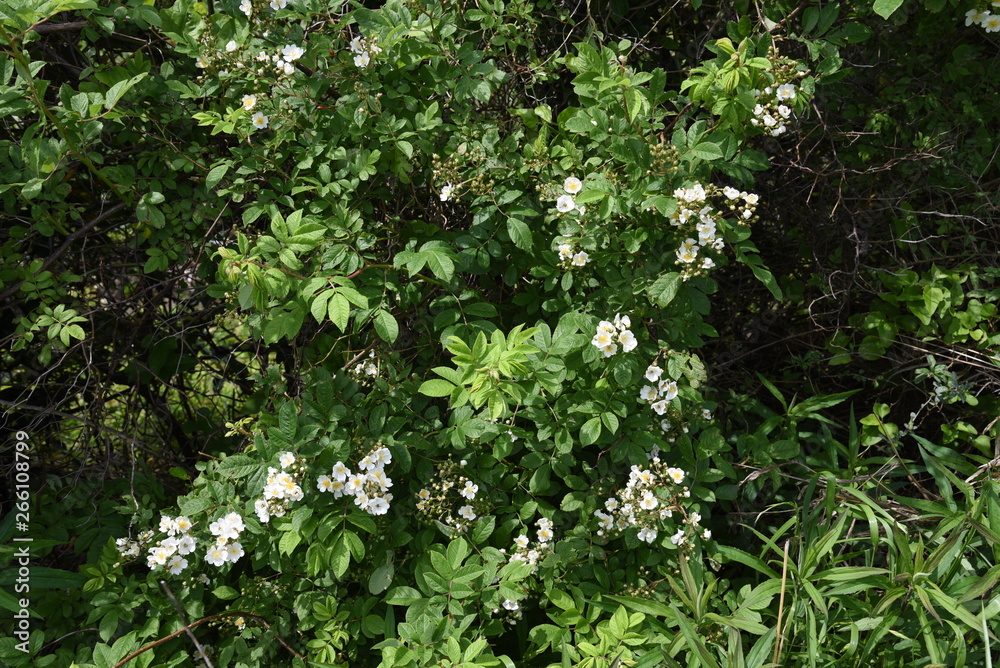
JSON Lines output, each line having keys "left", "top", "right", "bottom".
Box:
{"left": 1, "top": 0, "right": 998, "bottom": 666}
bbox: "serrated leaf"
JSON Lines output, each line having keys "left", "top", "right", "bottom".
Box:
{"left": 420, "top": 379, "right": 456, "bottom": 397}
{"left": 648, "top": 272, "right": 681, "bottom": 307}
{"left": 507, "top": 217, "right": 532, "bottom": 250}
{"left": 205, "top": 163, "right": 229, "bottom": 191}
{"left": 213, "top": 586, "right": 239, "bottom": 600}
{"left": 328, "top": 293, "right": 350, "bottom": 332}
{"left": 580, "top": 417, "right": 601, "bottom": 446}
{"left": 872, "top": 0, "right": 904, "bottom": 19}
{"left": 373, "top": 309, "right": 399, "bottom": 343}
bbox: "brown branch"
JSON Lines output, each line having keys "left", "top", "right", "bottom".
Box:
{"left": 112, "top": 611, "right": 304, "bottom": 667}
{"left": 32, "top": 21, "right": 90, "bottom": 34}
{"left": 0, "top": 201, "right": 128, "bottom": 303}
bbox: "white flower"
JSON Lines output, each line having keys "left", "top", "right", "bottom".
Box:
{"left": 984, "top": 14, "right": 1000, "bottom": 31}
{"left": 651, "top": 400, "right": 668, "bottom": 415}
{"left": 702, "top": 408, "right": 712, "bottom": 420}
{"left": 514, "top": 535, "right": 529, "bottom": 549}
{"left": 460, "top": 481, "right": 479, "bottom": 500}
{"left": 659, "top": 380, "right": 678, "bottom": 401}
{"left": 279, "top": 452, "right": 295, "bottom": 469}
{"left": 251, "top": 112, "right": 269, "bottom": 130}
{"left": 368, "top": 497, "right": 390, "bottom": 515}
{"left": 703, "top": 529, "right": 712, "bottom": 540}
{"left": 196, "top": 56, "right": 209, "bottom": 69}
{"left": 775, "top": 83, "right": 796, "bottom": 101}
{"left": 640, "top": 385, "right": 658, "bottom": 402}
{"left": 744, "top": 193, "right": 759, "bottom": 205}
{"left": 255, "top": 499, "right": 270, "bottom": 523}
{"left": 354, "top": 51, "right": 371, "bottom": 68}
{"left": 159, "top": 516, "right": 177, "bottom": 535}
{"left": 206, "top": 546, "right": 228, "bottom": 567}
{"left": 563, "top": 176, "right": 582, "bottom": 194}
{"left": 670, "top": 529, "right": 686, "bottom": 546}
{"left": 777, "top": 105, "right": 792, "bottom": 119}
{"left": 556, "top": 194, "right": 575, "bottom": 213}
{"left": 459, "top": 505, "right": 476, "bottom": 521}
{"left": 317, "top": 475, "right": 333, "bottom": 492}
{"left": 605, "top": 498, "right": 619, "bottom": 511}
{"left": 240, "top": 0, "right": 252, "bottom": 15}
{"left": 346, "top": 473, "right": 366, "bottom": 494}
{"left": 667, "top": 467, "right": 685, "bottom": 484}
{"left": 439, "top": 183, "right": 454, "bottom": 201}
{"left": 349, "top": 36, "right": 365, "bottom": 54}
{"left": 592, "top": 330, "right": 614, "bottom": 348}
{"left": 281, "top": 44, "right": 304, "bottom": 61}
{"left": 701, "top": 257, "right": 715, "bottom": 269}
{"left": 637, "top": 527, "right": 658, "bottom": 543}
{"left": 226, "top": 542, "right": 245, "bottom": 563}
{"left": 558, "top": 243, "right": 573, "bottom": 260}
{"left": 601, "top": 343, "right": 618, "bottom": 358}
{"left": 690, "top": 512, "right": 702, "bottom": 526}
{"left": 639, "top": 492, "right": 658, "bottom": 510}
{"left": 503, "top": 599, "right": 520, "bottom": 611}
{"left": 269, "top": 0, "right": 287, "bottom": 9}
{"left": 571, "top": 251, "right": 589, "bottom": 267}
{"left": 676, "top": 242, "right": 698, "bottom": 264}
{"left": 418, "top": 488, "right": 431, "bottom": 500}
{"left": 176, "top": 535, "right": 196, "bottom": 555}
{"left": 283, "top": 62, "right": 295, "bottom": 76}
{"left": 618, "top": 329, "right": 637, "bottom": 352}
{"left": 537, "top": 527, "right": 553, "bottom": 542}
{"left": 374, "top": 448, "right": 392, "bottom": 466}
{"left": 226, "top": 40, "right": 238, "bottom": 52}
{"left": 235, "top": 617, "right": 246, "bottom": 630}
{"left": 368, "top": 469, "right": 392, "bottom": 490}
{"left": 645, "top": 365, "right": 663, "bottom": 382}
{"left": 723, "top": 186, "right": 741, "bottom": 200}
{"left": 331, "top": 461, "right": 350, "bottom": 481}
{"left": 167, "top": 555, "right": 188, "bottom": 575}
{"left": 198, "top": 574, "right": 210, "bottom": 585}
{"left": 241, "top": 94, "right": 257, "bottom": 111}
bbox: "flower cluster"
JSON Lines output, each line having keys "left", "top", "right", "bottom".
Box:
{"left": 638, "top": 363, "right": 679, "bottom": 415}
{"left": 555, "top": 176, "right": 583, "bottom": 214}
{"left": 141, "top": 516, "right": 199, "bottom": 574}
{"left": 317, "top": 445, "right": 394, "bottom": 516}
{"left": 966, "top": 5, "right": 1000, "bottom": 32}
{"left": 750, "top": 83, "right": 796, "bottom": 137}
{"left": 254, "top": 452, "right": 303, "bottom": 523}
{"left": 591, "top": 313, "right": 637, "bottom": 357}
{"left": 501, "top": 520, "right": 555, "bottom": 573}
{"left": 351, "top": 350, "right": 381, "bottom": 381}
{"left": 593, "top": 459, "right": 708, "bottom": 547}
{"left": 556, "top": 241, "right": 589, "bottom": 268}
{"left": 416, "top": 460, "right": 486, "bottom": 533}
{"left": 348, "top": 34, "right": 381, "bottom": 68}
{"left": 670, "top": 183, "right": 725, "bottom": 275}
{"left": 205, "top": 512, "right": 247, "bottom": 567}
{"left": 115, "top": 529, "right": 154, "bottom": 561}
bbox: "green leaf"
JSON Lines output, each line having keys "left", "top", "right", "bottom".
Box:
{"left": 419, "top": 379, "right": 456, "bottom": 397}
{"left": 872, "top": 0, "right": 905, "bottom": 19}
{"left": 205, "top": 162, "right": 229, "bottom": 191}
{"left": 507, "top": 218, "right": 532, "bottom": 250}
{"left": 328, "top": 293, "right": 350, "bottom": 332}
{"left": 580, "top": 416, "right": 602, "bottom": 446}
{"left": 373, "top": 309, "right": 399, "bottom": 343}
{"left": 213, "top": 586, "right": 239, "bottom": 600}
{"left": 369, "top": 560, "right": 394, "bottom": 595}
{"left": 104, "top": 73, "right": 147, "bottom": 111}
{"left": 648, "top": 272, "right": 681, "bottom": 307}
{"left": 689, "top": 142, "right": 724, "bottom": 161}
